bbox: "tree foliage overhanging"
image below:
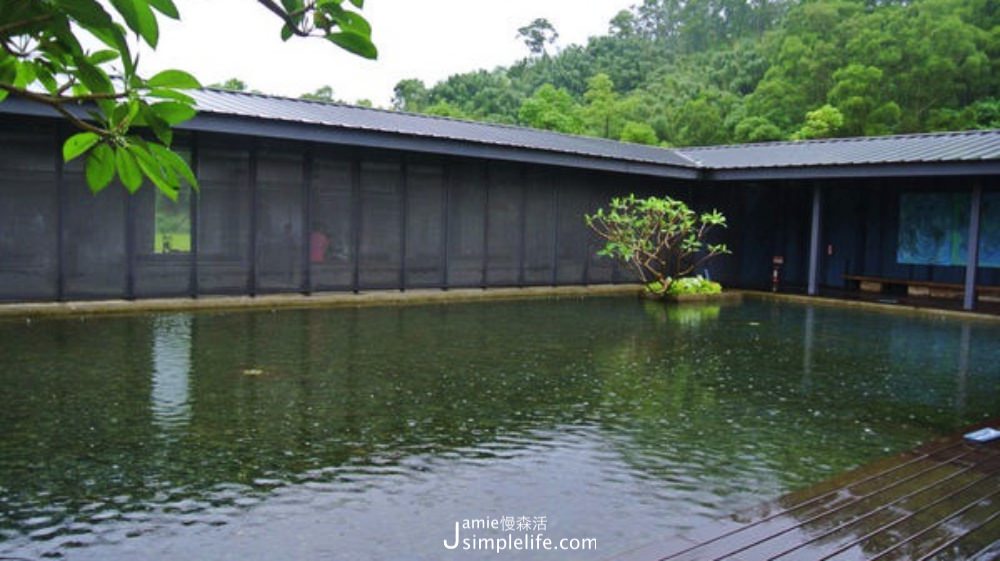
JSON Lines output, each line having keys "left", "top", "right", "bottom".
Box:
{"left": 0, "top": 0, "right": 376, "bottom": 197}
{"left": 392, "top": 0, "right": 999, "bottom": 147}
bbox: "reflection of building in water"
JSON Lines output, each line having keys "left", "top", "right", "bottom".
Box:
{"left": 955, "top": 323, "right": 969, "bottom": 415}
{"left": 801, "top": 306, "right": 814, "bottom": 392}
{"left": 887, "top": 321, "right": 972, "bottom": 413}
{"left": 151, "top": 315, "right": 192, "bottom": 430}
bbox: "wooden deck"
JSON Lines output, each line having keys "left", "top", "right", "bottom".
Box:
{"left": 613, "top": 422, "right": 1000, "bottom": 561}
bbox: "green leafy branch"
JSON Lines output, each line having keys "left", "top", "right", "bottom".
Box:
{"left": 0, "top": 0, "right": 376, "bottom": 198}
{"left": 261, "top": 0, "right": 377, "bottom": 59}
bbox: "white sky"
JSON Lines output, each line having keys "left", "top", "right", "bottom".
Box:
{"left": 137, "top": 0, "right": 633, "bottom": 106}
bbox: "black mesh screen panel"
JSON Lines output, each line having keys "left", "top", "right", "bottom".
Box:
{"left": 358, "top": 159, "right": 402, "bottom": 289}
{"left": 309, "top": 154, "right": 354, "bottom": 291}
{"left": 63, "top": 157, "right": 127, "bottom": 298}
{"left": 197, "top": 146, "right": 251, "bottom": 294}
{"left": 486, "top": 162, "right": 522, "bottom": 286}
{"left": 586, "top": 176, "right": 615, "bottom": 284}
{"left": 447, "top": 161, "right": 485, "bottom": 286}
{"left": 256, "top": 151, "right": 304, "bottom": 292}
{"left": 556, "top": 175, "right": 590, "bottom": 284}
{"left": 0, "top": 127, "right": 58, "bottom": 301}
{"left": 404, "top": 163, "right": 445, "bottom": 287}
{"left": 523, "top": 168, "right": 555, "bottom": 285}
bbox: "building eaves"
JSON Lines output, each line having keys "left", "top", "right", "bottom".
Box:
{"left": 674, "top": 130, "right": 1000, "bottom": 171}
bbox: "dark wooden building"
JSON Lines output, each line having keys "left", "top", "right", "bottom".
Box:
{"left": 0, "top": 90, "right": 997, "bottom": 308}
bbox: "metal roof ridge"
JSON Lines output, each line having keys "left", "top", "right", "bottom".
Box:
{"left": 195, "top": 88, "right": 696, "bottom": 164}
{"left": 675, "top": 129, "right": 1000, "bottom": 153}
{"left": 665, "top": 149, "right": 704, "bottom": 168}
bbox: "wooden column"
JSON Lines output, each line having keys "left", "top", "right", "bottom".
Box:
{"left": 963, "top": 181, "right": 982, "bottom": 311}
{"left": 807, "top": 183, "right": 822, "bottom": 296}
{"left": 399, "top": 157, "right": 408, "bottom": 291}
{"left": 301, "top": 148, "right": 313, "bottom": 294}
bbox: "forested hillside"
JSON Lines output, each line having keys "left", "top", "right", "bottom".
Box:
{"left": 390, "top": 0, "right": 999, "bottom": 147}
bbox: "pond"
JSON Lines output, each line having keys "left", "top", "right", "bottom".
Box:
{"left": 0, "top": 297, "right": 997, "bottom": 560}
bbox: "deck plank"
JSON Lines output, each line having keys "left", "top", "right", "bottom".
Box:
{"left": 613, "top": 422, "right": 1000, "bottom": 561}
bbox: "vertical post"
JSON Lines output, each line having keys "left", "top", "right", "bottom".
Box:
{"left": 189, "top": 133, "right": 199, "bottom": 298}
{"left": 441, "top": 161, "right": 450, "bottom": 290}
{"left": 351, "top": 155, "right": 362, "bottom": 293}
{"left": 55, "top": 124, "right": 66, "bottom": 301}
{"left": 125, "top": 190, "right": 136, "bottom": 299}
{"left": 399, "top": 157, "right": 408, "bottom": 291}
{"left": 248, "top": 142, "right": 258, "bottom": 296}
{"left": 481, "top": 163, "right": 490, "bottom": 288}
{"left": 551, "top": 183, "right": 559, "bottom": 286}
{"left": 597, "top": 183, "right": 622, "bottom": 284}
{"left": 610, "top": 184, "right": 620, "bottom": 285}
{"left": 855, "top": 180, "right": 868, "bottom": 286}
{"left": 302, "top": 146, "right": 313, "bottom": 294}
{"left": 581, "top": 181, "right": 591, "bottom": 286}
{"left": 517, "top": 164, "right": 527, "bottom": 287}
{"left": 807, "top": 183, "right": 822, "bottom": 296}
{"left": 873, "top": 180, "right": 885, "bottom": 277}
{"left": 963, "top": 181, "right": 982, "bottom": 311}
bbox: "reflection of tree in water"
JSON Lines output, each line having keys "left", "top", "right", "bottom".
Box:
{"left": 641, "top": 300, "right": 722, "bottom": 328}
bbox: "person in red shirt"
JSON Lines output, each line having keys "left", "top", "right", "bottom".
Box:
{"left": 309, "top": 223, "right": 330, "bottom": 264}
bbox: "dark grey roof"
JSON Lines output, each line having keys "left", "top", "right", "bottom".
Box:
{"left": 0, "top": 88, "right": 997, "bottom": 179}
{"left": 186, "top": 91, "right": 1000, "bottom": 178}
{"left": 189, "top": 89, "right": 697, "bottom": 169}
{"left": 674, "top": 130, "right": 1000, "bottom": 169}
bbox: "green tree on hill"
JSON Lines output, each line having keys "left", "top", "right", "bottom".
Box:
{"left": 517, "top": 18, "right": 559, "bottom": 57}
{"left": 620, "top": 121, "right": 660, "bottom": 145}
{"left": 518, "top": 84, "right": 584, "bottom": 133}
{"left": 300, "top": 85, "right": 337, "bottom": 103}
{"left": 209, "top": 78, "right": 250, "bottom": 92}
{"left": 827, "top": 65, "right": 900, "bottom": 136}
{"left": 392, "top": 79, "right": 429, "bottom": 112}
{"left": 794, "top": 104, "right": 845, "bottom": 140}
{"left": 396, "top": 0, "right": 996, "bottom": 147}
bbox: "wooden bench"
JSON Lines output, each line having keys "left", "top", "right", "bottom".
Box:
{"left": 843, "top": 275, "right": 1000, "bottom": 302}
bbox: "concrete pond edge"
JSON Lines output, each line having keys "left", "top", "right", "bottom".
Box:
{"left": 0, "top": 285, "right": 997, "bottom": 322}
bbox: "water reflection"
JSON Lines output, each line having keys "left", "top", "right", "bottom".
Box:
{"left": 150, "top": 315, "right": 192, "bottom": 430}
{"left": 0, "top": 299, "right": 996, "bottom": 560}
{"left": 641, "top": 299, "right": 724, "bottom": 328}
{"left": 802, "top": 305, "right": 815, "bottom": 391}
{"left": 956, "top": 323, "right": 970, "bottom": 415}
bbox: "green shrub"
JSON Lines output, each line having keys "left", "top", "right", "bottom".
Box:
{"left": 657, "top": 276, "right": 722, "bottom": 296}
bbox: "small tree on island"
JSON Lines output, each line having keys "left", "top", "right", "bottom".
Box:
{"left": 585, "top": 194, "right": 731, "bottom": 295}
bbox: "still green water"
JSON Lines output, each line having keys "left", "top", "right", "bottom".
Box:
{"left": 0, "top": 297, "right": 996, "bottom": 560}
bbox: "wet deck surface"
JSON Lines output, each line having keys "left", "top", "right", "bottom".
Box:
{"left": 614, "top": 422, "right": 1000, "bottom": 561}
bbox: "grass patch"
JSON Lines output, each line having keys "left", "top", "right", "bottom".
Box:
{"left": 154, "top": 232, "right": 191, "bottom": 253}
